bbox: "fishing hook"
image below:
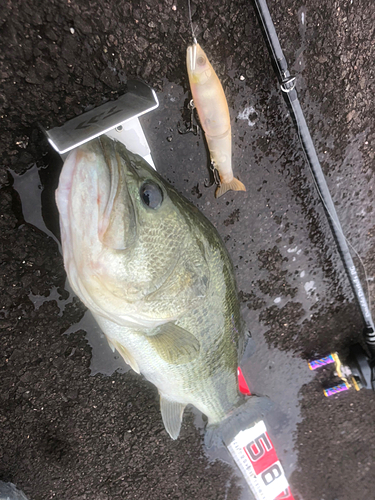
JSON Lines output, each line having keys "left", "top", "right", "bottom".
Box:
{"left": 204, "top": 161, "right": 221, "bottom": 188}
{"left": 178, "top": 99, "right": 199, "bottom": 135}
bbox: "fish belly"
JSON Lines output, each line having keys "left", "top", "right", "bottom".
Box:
{"left": 93, "top": 314, "right": 238, "bottom": 425}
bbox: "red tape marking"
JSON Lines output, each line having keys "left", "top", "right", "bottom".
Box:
{"left": 238, "top": 366, "right": 251, "bottom": 395}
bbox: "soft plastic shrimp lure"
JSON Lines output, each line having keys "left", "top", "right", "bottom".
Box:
{"left": 185, "top": 2, "right": 246, "bottom": 198}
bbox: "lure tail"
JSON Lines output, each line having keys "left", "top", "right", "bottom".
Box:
{"left": 215, "top": 177, "right": 246, "bottom": 198}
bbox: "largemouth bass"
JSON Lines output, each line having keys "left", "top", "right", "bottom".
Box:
{"left": 56, "top": 136, "right": 263, "bottom": 443}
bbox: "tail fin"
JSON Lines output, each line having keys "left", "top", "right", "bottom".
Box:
{"left": 204, "top": 395, "right": 272, "bottom": 449}
{"left": 215, "top": 177, "right": 246, "bottom": 198}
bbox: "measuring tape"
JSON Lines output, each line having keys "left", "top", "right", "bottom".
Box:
{"left": 232, "top": 369, "right": 295, "bottom": 500}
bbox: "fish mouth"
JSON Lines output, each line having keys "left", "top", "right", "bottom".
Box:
{"left": 96, "top": 135, "right": 137, "bottom": 250}
{"left": 56, "top": 135, "right": 137, "bottom": 253}
{"left": 97, "top": 136, "right": 123, "bottom": 244}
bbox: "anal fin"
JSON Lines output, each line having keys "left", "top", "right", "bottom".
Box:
{"left": 160, "top": 394, "right": 186, "bottom": 440}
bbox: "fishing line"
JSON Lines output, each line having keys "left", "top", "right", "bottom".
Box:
{"left": 295, "top": 123, "right": 372, "bottom": 315}
{"left": 187, "top": 0, "right": 197, "bottom": 43}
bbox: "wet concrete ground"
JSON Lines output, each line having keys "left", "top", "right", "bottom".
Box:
{"left": 1, "top": 0, "right": 375, "bottom": 499}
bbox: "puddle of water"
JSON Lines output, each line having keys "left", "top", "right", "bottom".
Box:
{"left": 11, "top": 164, "right": 62, "bottom": 249}
{"left": 28, "top": 286, "right": 71, "bottom": 317}
{"left": 65, "top": 308, "right": 131, "bottom": 376}
{"left": 10, "top": 162, "right": 131, "bottom": 374}
{"left": 330, "top": 128, "right": 374, "bottom": 248}
{"left": 241, "top": 337, "right": 314, "bottom": 477}
{"left": 140, "top": 80, "right": 346, "bottom": 484}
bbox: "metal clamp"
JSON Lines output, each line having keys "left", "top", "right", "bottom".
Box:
{"left": 280, "top": 76, "right": 296, "bottom": 93}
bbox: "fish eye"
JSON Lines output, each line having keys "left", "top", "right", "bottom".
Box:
{"left": 140, "top": 181, "right": 163, "bottom": 209}
{"left": 197, "top": 56, "right": 206, "bottom": 66}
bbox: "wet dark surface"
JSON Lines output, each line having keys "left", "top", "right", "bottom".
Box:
{"left": 1, "top": 0, "right": 375, "bottom": 499}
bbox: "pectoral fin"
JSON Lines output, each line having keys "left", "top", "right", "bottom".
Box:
{"left": 160, "top": 394, "right": 186, "bottom": 440}
{"left": 108, "top": 338, "right": 140, "bottom": 374}
{"left": 147, "top": 323, "right": 200, "bottom": 364}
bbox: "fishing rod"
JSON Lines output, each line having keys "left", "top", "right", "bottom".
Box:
{"left": 252, "top": 0, "right": 375, "bottom": 395}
